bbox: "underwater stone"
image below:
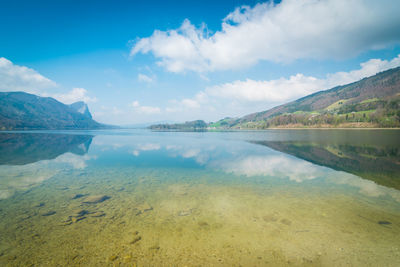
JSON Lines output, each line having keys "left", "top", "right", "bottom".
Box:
{"left": 72, "top": 194, "right": 85, "bottom": 199}
{"left": 177, "top": 209, "right": 192, "bottom": 216}
{"left": 42, "top": 211, "right": 56, "bottom": 216}
{"left": 135, "top": 203, "right": 153, "bottom": 215}
{"left": 71, "top": 216, "right": 86, "bottom": 223}
{"left": 149, "top": 245, "right": 160, "bottom": 250}
{"left": 130, "top": 236, "right": 142, "bottom": 244}
{"left": 82, "top": 195, "right": 110, "bottom": 204}
{"left": 71, "top": 209, "right": 90, "bottom": 217}
{"left": 280, "top": 219, "right": 292, "bottom": 225}
{"left": 198, "top": 221, "right": 209, "bottom": 227}
{"left": 90, "top": 211, "right": 105, "bottom": 217}
{"left": 108, "top": 255, "right": 118, "bottom": 261}
{"left": 263, "top": 214, "right": 278, "bottom": 222}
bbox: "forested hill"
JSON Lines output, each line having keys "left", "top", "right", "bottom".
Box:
{"left": 0, "top": 91, "right": 107, "bottom": 130}
{"left": 210, "top": 66, "right": 400, "bottom": 129}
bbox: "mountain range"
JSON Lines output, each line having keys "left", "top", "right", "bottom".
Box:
{"left": 0, "top": 92, "right": 106, "bottom": 130}
{"left": 1, "top": 66, "right": 399, "bottom": 131}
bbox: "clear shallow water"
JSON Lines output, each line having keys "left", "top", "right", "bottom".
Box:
{"left": 0, "top": 129, "right": 399, "bottom": 266}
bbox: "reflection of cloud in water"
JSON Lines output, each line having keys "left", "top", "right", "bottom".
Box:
{"left": 139, "top": 143, "right": 161, "bottom": 151}
{"left": 181, "top": 149, "right": 209, "bottom": 165}
{"left": 0, "top": 163, "right": 57, "bottom": 200}
{"left": 220, "top": 154, "right": 400, "bottom": 201}
{"left": 0, "top": 153, "right": 94, "bottom": 199}
{"left": 219, "top": 155, "right": 321, "bottom": 182}
{"left": 166, "top": 145, "right": 211, "bottom": 165}
{"left": 131, "top": 143, "right": 161, "bottom": 156}
{"left": 329, "top": 174, "right": 400, "bottom": 202}
{"left": 54, "top": 153, "right": 95, "bottom": 169}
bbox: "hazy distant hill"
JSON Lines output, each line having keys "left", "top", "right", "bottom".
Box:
{"left": 0, "top": 91, "right": 106, "bottom": 130}
{"left": 210, "top": 67, "right": 400, "bottom": 129}
{"left": 149, "top": 120, "right": 207, "bottom": 130}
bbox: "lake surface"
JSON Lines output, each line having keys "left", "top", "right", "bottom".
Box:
{"left": 0, "top": 129, "right": 399, "bottom": 266}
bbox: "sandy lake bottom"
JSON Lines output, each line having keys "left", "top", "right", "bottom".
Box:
{"left": 0, "top": 130, "right": 399, "bottom": 266}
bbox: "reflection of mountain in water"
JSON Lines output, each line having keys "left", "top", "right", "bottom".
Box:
{"left": 0, "top": 133, "right": 93, "bottom": 165}
{"left": 254, "top": 141, "right": 400, "bottom": 190}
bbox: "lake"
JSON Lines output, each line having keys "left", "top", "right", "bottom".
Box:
{"left": 0, "top": 129, "right": 399, "bottom": 266}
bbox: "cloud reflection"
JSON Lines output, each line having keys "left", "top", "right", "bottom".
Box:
{"left": 0, "top": 152, "right": 94, "bottom": 199}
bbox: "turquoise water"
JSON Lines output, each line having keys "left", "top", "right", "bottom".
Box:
{"left": 0, "top": 129, "right": 399, "bottom": 266}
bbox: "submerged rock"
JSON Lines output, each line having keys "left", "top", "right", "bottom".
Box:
{"left": 72, "top": 194, "right": 85, "bottom": 200}
{"left": 281, "top": 218, "right": 292, "bottom": 225}
{"left": 108, "top": 255, "right": 118, "bottom": 261}
{"left": 63, "top": 209, "right": 92, "bottom": 224}
{"left": 135, "top": 203, "right": 153, "bottom": 215}
{"left": 263, "top": 214, "right": 278, "bottom": 222}
{"left": 71, "top": 216, "right": 86, "bottom": 223}
{"left": 82, "top": 195, "right": 110, "bottom": 204}
{"left": 149, "top": 245, "right": 160, "bottom": 250}
{"left": 198, "top": 221, "right": 209, "bottom": 227}
{"left": 130, "top": 236, "right": 142, "bottom": 245}
{"left": 71, "top": 209, "right": 90, "bottom": 217}
{"left": 90, "top": 211, "right": 105, "bottom": 217}
{"left": 177, "top": 209, "right": 193, "bottom": 216}
{"left": 42, "top": 211, "right": 56, "bottom": 216}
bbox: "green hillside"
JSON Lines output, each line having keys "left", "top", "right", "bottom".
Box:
{"left": 0, "top": 91, "right": 107, "bottom": 130}
{"left": 210, "top": 67, "right": 400, "bottom": 129}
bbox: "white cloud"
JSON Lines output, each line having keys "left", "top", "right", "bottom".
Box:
{"left": 131, "top": 100, "right": 161, "bottom": 114}
{"left": 207, "top": 75, "right": 323, "bottom": 103}
{"left": 326, "top": 55, "right": 400, "bottom": 86}
{"left": 165, "top": 54, "right": 400, "bottom": 120}
{"left": 0, "top": 57, "right": 56, "bottom": 92}
{"left": 131, "top": 0, "right": 400, "bottom": 73}
{"left": 0, "top": 58, "right": 98, "bottom": 106}
{"left": 138, "top": 73, "right": 154, "bottom": 83}
{"left": 50, "top": 87, "right": 98, "bottom": 104}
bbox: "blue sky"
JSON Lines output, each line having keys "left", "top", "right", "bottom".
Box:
{"left": 1, "top": 0, "right": 400, "bottom": 125}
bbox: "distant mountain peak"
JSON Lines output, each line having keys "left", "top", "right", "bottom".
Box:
{"left": 68, "top": 101, "right": 92, "bottom": 119}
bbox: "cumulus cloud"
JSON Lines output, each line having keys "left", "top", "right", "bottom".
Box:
{"left": 165, "top": 54, "right": 400, "bottom": 119}
{"left": 0, "top": 57, "right": 56, "bottom": 92}
{"left": 131, "top": 100, "right": 161, "bottom": 114}
{"left": 325, "top": 54, "right": 400, "bottom": 86}
{"left": 131, "top": 0, "right": 400, "bottom": 73}
{"left": 207, "top": 75, "right": 322, "bottom": 103}
{"left": 0, "top": 58, "right": 98, "bottom": 106}
{"left": 50, "top": 87, "right": 98, "bottom": 104}
{"left": 138, "top": 73, "right": 154, "bottom": 83}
